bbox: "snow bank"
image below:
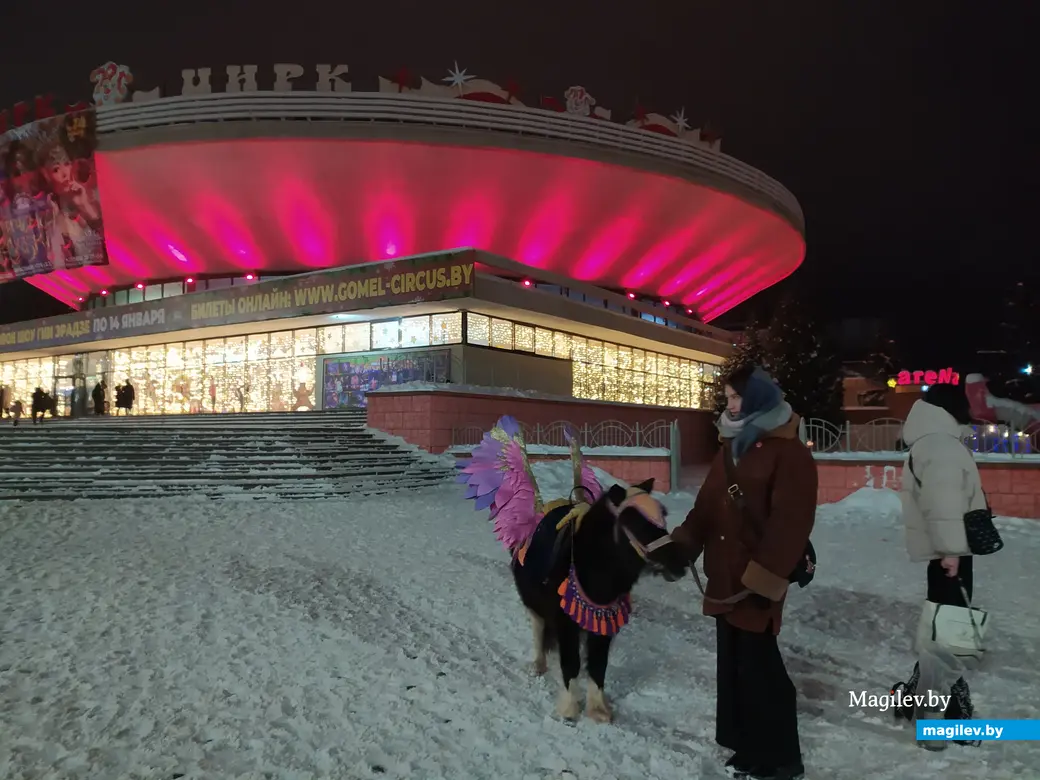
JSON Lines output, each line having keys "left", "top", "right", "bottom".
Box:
{"left": 831, "top": 486, "right": 902, "bottom": 513}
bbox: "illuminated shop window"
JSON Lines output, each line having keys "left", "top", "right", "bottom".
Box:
{"left": 270, "top": 330, "right": 293, "bottom": 360}
{"left": 343, "top": 323, "right": 371, "bottom": 353}
{"left": 444, "top": 312, "right": 720, "bottom": 409}
{"left": 401, "top": 316, "right": 431, "bottom": 348}
{"left": 553, "top": 331, "right": 571, "bottom": 360}
{"left": 490, "top": 318, "right": 514, "bottom": 350}
{"left": 430, "top": 312, "right": 463, "bottom": 345}
{"left": 513, "top": 324, "right": 535, "bottom": 352}
{"left": 0, "top": 310, "right": 718, "bottom": 415}
{"left": 534, "top": 327, "right": 554, "bottom": 356}
{"left": 372, "top": 320, "right": 401, "bottom": 351}
{"left": 466, "top": 313, "right": 490, "bottom": 346}
{"left": 295, "top": 328, "right": 317, "bottom": 357}
{"left": 318, "top": 325, "right": 344, "bottom": 355}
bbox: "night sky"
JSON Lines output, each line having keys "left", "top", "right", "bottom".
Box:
{"left": 0, "top": 0, "right": 1030, "bottom": 369}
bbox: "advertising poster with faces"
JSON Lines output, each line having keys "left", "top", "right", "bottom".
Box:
{"left": 322, "top": 350, "right": 450, "bottom": 409}
{"left": 0, "top": 110, "right": 108, "bottom": 282}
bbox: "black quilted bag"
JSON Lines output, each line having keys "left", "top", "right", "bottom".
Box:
{"left": 963, "top": 508, "right": 1003, "bottom": 556}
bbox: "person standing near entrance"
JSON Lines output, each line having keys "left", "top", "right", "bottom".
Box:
{"left": 91, "top": 380, "right": 106, "bottom": 415}
{"left": 31, "top": 387, "right": 46, "bottom": 425}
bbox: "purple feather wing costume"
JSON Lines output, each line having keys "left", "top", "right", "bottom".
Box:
{"left": 455, "top": 415, "right": 545, "bottom": 552}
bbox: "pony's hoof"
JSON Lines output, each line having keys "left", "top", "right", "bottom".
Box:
{"left": 531, "top": 658, "right": 548, "bottom": 676}
{"left": 586, "top": 683, "right": 612, "bottom": 723}
{"left": 556, "top": 683, "right": 581, "bottom": 720}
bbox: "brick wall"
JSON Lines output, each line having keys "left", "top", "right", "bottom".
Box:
{"left": 815, "top": 458, "right": 1040, "bottom": 519}
{"left": 366, "top": 389, "right": 719, "bottom": 463}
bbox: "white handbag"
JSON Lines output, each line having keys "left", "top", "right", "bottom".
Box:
{"left": 915, "top": 583, "right": 988, "bottom": 661}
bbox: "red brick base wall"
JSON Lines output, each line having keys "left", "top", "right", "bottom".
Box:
{"left": 366, "top": 389, "right": 718, "bottom": 463}
{"left": 816, "top": 458, "right": 1040, "bottom": 519}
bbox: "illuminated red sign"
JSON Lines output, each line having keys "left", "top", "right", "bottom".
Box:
{"left": 896, "top": 368, "right": 960, "bottom": 386}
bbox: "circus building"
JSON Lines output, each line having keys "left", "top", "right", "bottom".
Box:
{"left": 0, "top": 60, "right": 805, "bottom": 417}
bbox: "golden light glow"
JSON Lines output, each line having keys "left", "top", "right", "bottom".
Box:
{"left": 490, "top": 318, "right": 514, "bottom": 350}
{"left": 513, "top": 324, "right": 535, "bottom": 352}
{"left": 0, "top": 311, "right": 465, "bottom": 416}
{"left": 461, "top": 311, "right": 719, "bottom": 408}
{"left": 431, "top": 312, "right": 463, "bottom": 345}
{"left": 467, "top": 313, "right": 490, "bottom": 346}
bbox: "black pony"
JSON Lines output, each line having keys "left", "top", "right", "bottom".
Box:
{"left": 511, "top": 479, "right": 688, "bottom": 721}
{"left": 455, "top": 416, "right": 688, "bottom": 721}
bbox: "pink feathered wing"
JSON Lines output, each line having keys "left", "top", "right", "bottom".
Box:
{"left": 455, "top": 415, "right": 543, "bottom": 551}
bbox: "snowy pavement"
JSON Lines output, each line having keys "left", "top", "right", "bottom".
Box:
{"left": 1, "top": 466, "right": 1037, "bottom": 779}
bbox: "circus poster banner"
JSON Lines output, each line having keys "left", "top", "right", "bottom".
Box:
{"left": 0, "top": 110, "right": 108, "bottom": 283}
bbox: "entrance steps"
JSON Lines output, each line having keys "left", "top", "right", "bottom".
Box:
{"left": 0, "top": 410, "right": 455, "bottom": 501}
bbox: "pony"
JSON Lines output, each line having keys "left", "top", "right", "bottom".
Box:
{"left": 456, "top": 416, "right": 688, "bottom": 722}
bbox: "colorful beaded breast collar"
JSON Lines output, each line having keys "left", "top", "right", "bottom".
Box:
{"left": 556, "top": 490, "right": 669, "bottom": 637}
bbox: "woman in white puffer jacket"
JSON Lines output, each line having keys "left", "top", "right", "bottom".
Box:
{"left": 891, "top": 383, "right": 984, "bottom": 748}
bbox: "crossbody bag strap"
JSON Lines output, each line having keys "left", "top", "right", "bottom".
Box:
{"left": 691, "top": 442, "right": 754, "bottom": 605}
{"left": 907, "top": 450, "right": 922, "bottom": 488}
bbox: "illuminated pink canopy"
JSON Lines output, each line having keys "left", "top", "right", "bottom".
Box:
{"left": 27, "top": 138, "right": 805, "bottom": 321}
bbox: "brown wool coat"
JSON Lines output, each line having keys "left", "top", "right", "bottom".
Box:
{"left": 671, "top": 415, "right": 818, "bottom": 635}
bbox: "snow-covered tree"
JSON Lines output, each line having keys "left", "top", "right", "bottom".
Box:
{"left": 764, "top": 297, "right": 844, "bottom": 423}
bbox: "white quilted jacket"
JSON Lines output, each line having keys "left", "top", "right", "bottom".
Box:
{"left": 900, "top": 400, "right": 987, "bottom": 562}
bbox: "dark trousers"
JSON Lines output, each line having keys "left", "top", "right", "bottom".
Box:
{"left": 927, "top": 556, "right": 973, "bottom": 606}
{"left": 918, "top": 556, "right": 975, "bottom": 720}
{"left": 716, "top": 617, "right": 801, "bottom": 767}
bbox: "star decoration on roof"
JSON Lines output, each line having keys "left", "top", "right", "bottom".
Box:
{"left": 443, "top": 61, "right": 475, "bottom": 93}
{"left": 670, "top": 107, "right": 690, "bottom": 132}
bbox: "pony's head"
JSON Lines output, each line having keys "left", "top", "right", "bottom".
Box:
{"left": 599, "top": 478, "right": 688, "bottom": 582}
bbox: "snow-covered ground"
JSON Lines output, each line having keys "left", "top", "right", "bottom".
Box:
{"left": 1, "top": 467, "right": 1037, "bottom": 779}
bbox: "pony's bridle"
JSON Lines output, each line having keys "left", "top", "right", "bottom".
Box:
{"left": 608, "top": 491, "right": 674, "bottom": 565}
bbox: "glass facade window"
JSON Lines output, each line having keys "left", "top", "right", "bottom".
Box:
{"left": 0, "top": 312, "right": 465, "bottom": 416}
{"left": 463, "top": 312, "right": 718, "bottom": 409}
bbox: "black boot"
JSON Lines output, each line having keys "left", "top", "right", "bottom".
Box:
{"left": 725, "top": 753, "right": 755, "bottom": 776}
{"left": 745, "top": 763, "right": 805, "bottom": 780}
{"left": 947, "top": 678, "right": 980, "bottom": 747}
{"left": 890, "top": 662, "right": 920, "bottom": 722}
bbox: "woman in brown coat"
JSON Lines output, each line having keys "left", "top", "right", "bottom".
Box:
{"left": 670, "top": 365, "right": 817, "bottom": 780}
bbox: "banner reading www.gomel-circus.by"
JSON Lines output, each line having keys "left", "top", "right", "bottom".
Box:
{"left": 0, "top": 109, "right": 108, "bottom": 282}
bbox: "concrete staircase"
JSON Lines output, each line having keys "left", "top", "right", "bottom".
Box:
{"left": 0, "top": 410, "right": 456, "bottom": 501}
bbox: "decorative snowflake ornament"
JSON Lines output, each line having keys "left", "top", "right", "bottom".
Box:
{"left": 443, "top": 62, "right": 475, "bottom": 94}
{"left": 670, "top": 107, "right": 690, "bottom": 133}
